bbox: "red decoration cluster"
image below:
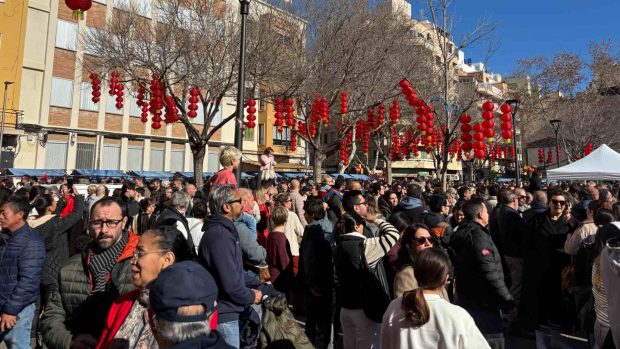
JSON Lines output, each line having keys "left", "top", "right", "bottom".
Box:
{"left": 391, "top": 127, "right": 401, "bottom": 161}
{"left": 284, "top": 99, "right": 295, "bottom": 127}
{"left": 547, "top": 148, "right": 553, "bottom": 164}
{"left": 340, "top": 91, "right": 348, "bottom": 114}
{"left": 499, "top": 103, "right": 513, "bottom": 144}
{"left": 149, "top": 73, "right": 164, "bottom": 129}
{"left": 187, "top": 89, "right": 200, "bottom": 118}
{"left": 481, "top": 101, "right": 495, "bottom": 141}
{"left": 411, "top": 138, "right": 420, "bottom": 158}
{"left": 367, "top": 108, "right": 375, "bottom": 132}
{"left": 298, "top": 121, "right": 307, "bottom": 137}
{"left": 137, "top": 84, "right": 148, "bottom": 123}
{"left": 538, "top": 148, "right": 544, "bottom": 164}
{"left": 274, "top": 98, "right": 284, "bottom": 133}
{"left": 109, "top": 71, "right": 124, "bottom": 110}
{"left": 389, "top": 99, "right": 400, "bottom": 126}
{"left": 65, "top": 0, "right": 91, "bottom": 20}
{"left": 164, "top": 96, "right": 179, "bottom": 123}
{"left": 584, "top": 143, "right": 593, "bottom": 157}
{"left": 472, "top": 122, "right": 486, "bottom": 160}
{"left": 459, "top": 114, "right": 473, "bottom": 159}
{"left": 89, "top": 73, "right": 101, "bottom": 103}
{"left": 245, "top": 99, "right": 257, "bottom": 129}
{"left": 356, "top": 120, "right": 369, "bottom": 153}
{"left": 377, "top": 104, "right": 385, "bottom": 126}
{"left": 290, "top": 132, "right": 297, "bottom": 152}
{"left": 320, "top": 97, "right": 329, "bottom": 125}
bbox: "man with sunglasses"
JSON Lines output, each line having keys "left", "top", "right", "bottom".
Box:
{"left": 40, "top": 197, "right": 139, "bottom": 349}
{"left": 519, "top": 190, "right": 577, "bottom": 343}
{"left": 450, "top": 197, "right": 514, "bottom": 349}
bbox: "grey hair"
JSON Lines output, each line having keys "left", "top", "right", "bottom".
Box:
{"left": 171, "top": 191, "right": 191, "bottom": 210}
{"left": 154, "top": 317, "right": 211, "bottom": 343}
{"left": 208, "top": 185, "right": 236, "bottom": 215}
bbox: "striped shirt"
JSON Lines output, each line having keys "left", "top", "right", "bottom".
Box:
{"left": 354, "top": 219, "right": 400, "bottom": 268}
{"left": 592, "top": 261, "right": 609, "bottom": 327}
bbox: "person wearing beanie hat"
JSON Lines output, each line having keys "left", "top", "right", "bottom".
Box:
{"left": 148, "top": 261, "right": 233, "bottom": 349}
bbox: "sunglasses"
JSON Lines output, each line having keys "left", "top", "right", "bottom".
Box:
{"left": 551, "top": 199, "right": 567, "bottom": 206}
{"left": 415, "top": 236, "right": 434, "bottom": 245}
{"left": 226, "top": 199, "right": 242, "bottom": 205}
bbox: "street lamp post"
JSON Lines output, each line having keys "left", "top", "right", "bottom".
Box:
{"left": 1, "top": 81, "right": 14, "bottom": 168}
{"left": 234, "top": 0, "right": 251, "bottom": 182}
{"left": 506, "top": 99, "right": 521, "bottom": 186}
{"left": 550, "top": 119, "right": 562, "bottom": 168}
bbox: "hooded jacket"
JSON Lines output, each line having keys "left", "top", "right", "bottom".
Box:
{"left": 599, "top": 226, "right": 620, "bottom": 348}
{"left": 449, "top": 221, "right": 513, "bottom": 311}
{"left": 392, "top": 197, "right": 426, "bottom": 222}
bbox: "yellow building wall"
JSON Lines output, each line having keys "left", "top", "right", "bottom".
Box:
{"left": 0, "top": 0, "right": 28, "bottom": 124}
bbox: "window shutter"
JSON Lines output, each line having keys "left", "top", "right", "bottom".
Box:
{"left": 45, "top": 141, "right": 68, "bottom": 169}
{"left": 51, "top": 77, "right": 73, "bottom": 108}
{"left": 55, "top": 20, "right": 78, "bottom": 51}
{"left": 101, "top": 144, "right": 121, "bottom": 169}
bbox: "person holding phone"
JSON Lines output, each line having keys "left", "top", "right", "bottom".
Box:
{"left": 519, "top": 190, "right": 578, "bottom": 344}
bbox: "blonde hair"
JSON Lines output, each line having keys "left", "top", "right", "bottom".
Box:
{"left": 219, "top": 146, "right": 242, "bottom": 167}
{"left": 255, "top": 188, "right": 268, "bottom": 205}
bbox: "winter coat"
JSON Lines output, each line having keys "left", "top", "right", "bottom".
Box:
{"left": 298, "top": 222, "right": 334, "bottom": 294}
{"left": 522, "top": 202, "right": 548, "bottom": 223}
{"left": 199, "top": 215, "right": 257, "bottom": 323}
{"left": 259, "top": 295, "right": 314, "bottom": 349}
{"left": 392, "top": 197, "right": 426, "bottom": 222}
{"left": 29, "top": 195, "right": 85, "bottom": 289}
{"left": 449, "top": 221, "right": 513, "bottom": 311}
{"left": 169, "top": 332, "right": 234, "bottom": 349}
{"left": 494, "top": 205, "right": 528, "bottom": 258}
{"left": 154, "top": 207, "right": 196, "bottom": 256}
{"left": 0, "top": 224, "right": 45, "bottom": 315}
{"left": 236, "top": 220, "right": 266, "bottom": 273}
{"left": 40, "top": 232, "right": 139, "bottom": 349}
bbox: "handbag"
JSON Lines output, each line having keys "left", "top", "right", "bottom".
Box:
{"left": 359, "top": 241, "right": 391, "bottom": 323}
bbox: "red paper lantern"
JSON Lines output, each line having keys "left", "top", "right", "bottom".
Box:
{"left": 65, "top": 0, "right": 92, "bottom": 20}
{"left": 340, "top": 91, "right": 348, "bottom": 115}
{"left": 377, "top": 104, "right": 385, "bottom": 126}
{"left": 482, "top": 101, "right": 495, "bottom": 112}
{"left": 89, "top": 73, "right": 101, "bottom": 103}
{"left": 245, "top": 99, "right": 257, "bottom": 128}
{"left": 500, "top": 103, "right": 512, "bottom": 114}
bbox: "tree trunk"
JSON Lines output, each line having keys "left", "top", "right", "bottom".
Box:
{"left": 313, "top": 149, "right": 325, "bottom": 183}
{"left": 192, "top": 143, "right": 206, "bottom": 190}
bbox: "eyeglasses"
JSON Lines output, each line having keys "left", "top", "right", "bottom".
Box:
{"left": 355, "top": 200, "right": 368, "bottom": 206}
{"left": 415, "top": 236, "right": 435, "bottom": 245}
{"left": 90, "top": 219, "right": 124, "bottom": 229}
{"left": 226, "top": 199, "right": 242, "bottom": 205}
{"left": 132, "top": 250, "right": 168, "bottom": 260}
{"left": 518, "top": 195, "right": 527, "bottom": 200}
{"left": 551, "top": 199, "right": 567, "bottom": 206}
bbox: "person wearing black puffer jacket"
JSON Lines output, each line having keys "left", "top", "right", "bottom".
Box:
{"left": 450, "top": 197, "right": 514, "bottom": 349}
{"left": 29, "top": 192, "right": 85, "bottom": 305}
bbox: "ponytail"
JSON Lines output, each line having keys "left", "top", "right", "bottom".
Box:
{"left": 401, "top": 288, "right": 430, "bottom": 328}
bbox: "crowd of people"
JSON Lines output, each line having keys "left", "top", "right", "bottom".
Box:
{"left": 0, "top": 144, "right": 620, "bottom": 349}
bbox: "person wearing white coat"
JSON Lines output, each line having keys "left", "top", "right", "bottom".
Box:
{"left": 380, "top": 248, "right": 490, "bottom": 349}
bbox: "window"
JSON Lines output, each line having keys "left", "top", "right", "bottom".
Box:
{"left": 83, "top": 27, "right": 100, "bottom": 55}
{"left": 101, "top": 144, "right": 120, "bottom": 169}
{"left": 150, "top": 148, "right": 164, "bottom": 171}
{"left": 244, "top": 128, "right": 254, "bottom": 141}
{"left": 113, "top": 0, "right": 129, "bottom": 10}
{"left": 129, "top": 93, "right": 141, "bottom": 117}
{"left": 93, "top": 0, "right": 106, "bottom": 4}
{"left": 258, "top": 124, "right": 265, "bottom": 145}
{"left": 55, "top": 20, "right": 78, "bottom": 51}
{"left": 51, "top": 77, "right": 73, "bottom": 108}
{"left": 207, "top": 152, "right": 219, "bottom": 172}
{"left": 80, "top": 82, "right": 98, "bottom": 111}
{"left": 127, "top": 146, "right": 143, "bottom": 171}
{"left": 76, "top": 143, "right": 96, "bottom": 169}
{"left": 171, "top": 149, "right": 185, "bottom": 170}
{"left": 272, "top": 125, "right": 290, "bottom": 146}
{"left": 106, "top": 85, "right": 124, "bottom": 114}
{"left": 136, "top": 0, "right": 152, "bottom": 18}
{"left": 45, "top": 141, "right": 68, "bottom": 169}
{"left": 258, "top": 89, "right": 266, "bottom": 111}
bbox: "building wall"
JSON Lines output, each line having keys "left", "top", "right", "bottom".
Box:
{"left": 11, "top": 0, "right": 303, "bottom": 172}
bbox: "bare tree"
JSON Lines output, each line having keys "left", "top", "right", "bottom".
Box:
{"left": 81, "top": 0, "right": 294, "bottom": 188}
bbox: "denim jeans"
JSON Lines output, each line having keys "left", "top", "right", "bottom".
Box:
{"left": 218, "top": 320, "right": 240, "bottom": 348}
{"left": 0, "top": 303, "right": 36, "bottom": 349}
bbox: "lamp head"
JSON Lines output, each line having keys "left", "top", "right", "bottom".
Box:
{"left": 3, "top": 81, "right": 14, "bottom": 86}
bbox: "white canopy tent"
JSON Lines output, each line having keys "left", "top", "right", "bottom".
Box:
{"left": 547, "top": 144, "right": 620, "bottom": 181}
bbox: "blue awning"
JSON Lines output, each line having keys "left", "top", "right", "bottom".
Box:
{"left": 129, "top": 171, "right": 174, "bottom": 179}
{"left": 350, "top": 174, "right": 371, "bottom": 180}
{"left": 72, "top": 169, "right": 129, "bottom": 178}
{"left": 6, "top": 168, "right": 66, "bottom": 177}
{"left": 282, "top": 172, "right": 306, "bottom": 179}
{"left": 330, "top": 173, "right": 353, "bottom": 179}
{"left": 176, "top": 171, "right": 215, "bottom": 178}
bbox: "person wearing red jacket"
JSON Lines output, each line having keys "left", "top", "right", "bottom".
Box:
{"left": 96, "top": 227, "right": 197, "bottom": 349}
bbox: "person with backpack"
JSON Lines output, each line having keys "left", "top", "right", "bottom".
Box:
{"left": 334, "top": 201, "right": 399, "bottom": 349}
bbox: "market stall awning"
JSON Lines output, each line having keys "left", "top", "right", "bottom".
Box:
{"left": 241, "top": 160, "right": 306, "bottom": 171}
{"left": 6, "top": 168, "right": 66, "bottom": 177}
{"left": 176, "top": 172, "right": 215, "bottom": 178}
{"left": 282, "top": 172, "right": 307, "bottom": 178}
{"left": 72, "top": 169, "right": 129, "bottom": 178}
{"left": 547, "top": 144, "right": 620, "bottom": 181}
{"left": 129, "top": 171, "right": 174, "bottom": 179}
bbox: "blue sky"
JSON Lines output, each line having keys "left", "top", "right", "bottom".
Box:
{"left": 374, "top": 0, "right": 620, "bottom": 78}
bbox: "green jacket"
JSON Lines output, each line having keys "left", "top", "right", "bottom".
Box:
{"left": 40, "top": 233, "right": 138, "bottom": 349}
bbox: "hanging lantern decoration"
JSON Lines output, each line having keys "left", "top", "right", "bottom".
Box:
{"left": 163, "top": 95, "right": 179, "bottom": 123}
{"left": 411, "top": 138, "right": 420, "bottom": 158}
{"left": 290, "top": 131, "right": 297, "bottom": 152}
{"left": 136, "top": 84, "right": 148, "bottom": 123}
{"left": 538, "top": 148, "right": 544, "bottom": 164}
{"left": 298, "top": 121, "right": 307, "bottom": 137}
{"left": 245, "top": 99, "right": 257, "bottom": 129}
{"left": 547, "top": 148, "right": 553, "bottom": 164}
{"left": 472, "top": 122, "right": 486, "bottom": 160}
{"left": 584, "top": 142, "right": 593, "bottom": 157}
{"left": 377, "top": 104, "right": 385, "bottom": 127}
{"left": 509, "top": 146, "right": 515, "bottom": 159}
{"left": 340, "top": 91, "right": 348, "bottom": 115}
{"left": 499, "top": 103, "right": 513, "bottom": 144}
{"left": 109, "top": 71, "right": 124, "bottom": 110}
{"left": 367, "top": 108, "right": 375, "bottom": 132}
{"left": 89, "top": 73, "right": 101, "bottom": 103}
{"left": 274, "top": 98, "right": 284, "bottom": 133}
{"left": 149, "top": 72, "right": 163, "bottom": 130}
{"left": 389, "top": 99, "right": 400, "bottom": 127}
{"left": 187, "top": 88, "right": 199, "bottom": 118}
{"left": 320, "top": 98, "right": 330, "bottom": 125}
{"left": 391, "top": 126, "right": 401, "bottom": 161}
{"left": 284, "top": 99, "right": 295, "bottom": 127}
{"left": 65, "top": 0, "right": 92, "bottom": 20}
{"left": 459, "top": 113, "right": 472, "bottom": 159}
{"left": 481, "top": 100, "right": 495, "bottom": 143}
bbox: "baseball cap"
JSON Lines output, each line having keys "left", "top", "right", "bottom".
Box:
{"left": 148, "top": 261, "right": 218, "bottom": 322}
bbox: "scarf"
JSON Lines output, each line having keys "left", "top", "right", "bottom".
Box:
{"left": 89, "top": 231, "right": 128, "bottom": 292}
